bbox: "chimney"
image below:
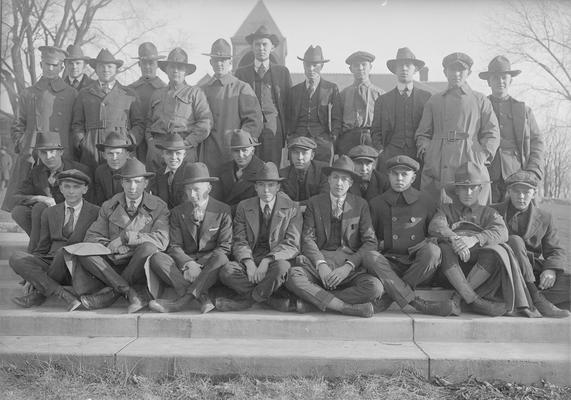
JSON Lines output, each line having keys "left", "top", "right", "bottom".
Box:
{"left": 419, "top": 66, "right": 429, "bottom": 82}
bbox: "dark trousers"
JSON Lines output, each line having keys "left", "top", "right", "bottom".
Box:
{"left": 11, "top": 202, "right": 48, "bottom": 252}
{"left": 335, "top": 128, "right": 372, "bottom": 156}
{"left": 256, "top": 127, "right": 283, "bottom": 167}
{"left": 149, "top": 251, "right": 228, "bottom": 298}
{"left": 9, "top": 249, "right": 70, "bottom": 296}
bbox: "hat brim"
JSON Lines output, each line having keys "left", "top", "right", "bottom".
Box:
{"left": 297, "top": 56, "right": 329, "bottom": 63}
{"left": 506, "top": 181, "right": 536, "bottom": 189}
{"left": 132, "top": 55, "right": 166, "bottom": 60}
{"left": 288, "top": 145, "right": 316, "bottom": 151}
{"left": 245, "top": 33, "right": 280, "bottom": 46}
{"left": 444, "top": 180, "right": 491, "bottom": 197}
{"left": 181, "top": 177, "right": 219, "bottom": 185}
{"left": 65, "top": 56, "right": 91, "bottom": 61}
{"left": 386, "top": 58, "right": 425, "bottom": 74}
{"left": 202, "top": 52, "right": 232, "bottom": 59}
{"left": 33, "top": 145, "right": 64, "bottom": 151}
{"left": 248, "top": 176, "right": 286, "bottom": 183}
{"left": 57, "top": 176, "right": 90, "bottom": 186}
{"left": 157, "top": 61, "right": 196, "bottom": 75}
{"left": 95, "top": 143, "right": 135, "bottom": 152}
{"left": 113, "top": 172, "right": 155, "bottom": 180}
{"left": 478, "top": 70, "right": 522, "bottom": 80}
{"left": 88, "top": 59, "right": 124, "bottom": 68}
{"left": 154, "top": 143, "right": 193, "bottom": 151}
{"left": 323, "top": 166, "right": 360, "bottom": 180}
{"left": 230, "top": 142, "right": 261, "bottom": 149}
{"left": 351, "top": 156, "right": 377, "bottom": 162}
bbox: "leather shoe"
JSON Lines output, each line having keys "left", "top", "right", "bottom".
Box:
{"left": 533, "top": 294, "right": 569, "bottom": 318}
{"left": 149, "top": 294, "right": 192, "bottom": 313}
{"left": 214, "top": 297, "right": 253, "bottom": 312}
{"left": 340, "top": 302, "right": 374, "bottom": 318}
{"left": 470, "top": 297, "right": 506, "bottom": 317}
{"left": 411, "top": 297, "right": 456, "bottom": 317}
{"left": 265, "top": 296, "right": 291, "bottom": 312}
{"left": 295, "top": 298, "right": 312, "bottom": 314}
{"left": 199, "top": 294, "right": 215, "bottom": 314}
{"left": 12, "top": 291, "right": 46, "bottom": 308}
{"left": 372, "top": 294, "right": 393, "bottom": 313}
{"left": 127, "top": 287, "right": 148, "bottom": 314}
{"left": 56, "top": 288, "right": 82, "bottom": 312}
{"left": 80, "top": 287, "right": 120, "bottom": 310}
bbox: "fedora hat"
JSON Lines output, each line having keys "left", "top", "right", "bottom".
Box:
{"left": 133, "top": 42, "right": 165, "bottom": 61}
{"left": 158, "top": 47, "right": 196, "bottom": 75}
{"left": 39, "top": 46, "right": 67, "bottom": 63}
{"left": 297, "top": 45, "right": 329, "bottom": 64}
{"left": 323, "top": 155, "right": 359, "bottom": 180}
{"left": 245, "top": 25, "right": 280, "bottom": 46}
{"left": 479, "top": 55, "right": 521, "bottom": 80}
{"left": 202, "top": 39, "right": 232, "bottom": 59}
{"left": 65, "top": 44, "right": 90, "bottom": 61}
{"left": 444, "top": 162, "right": 490, "bottom": 197}
{"left": 88, "top": 49, "right": 123, "bottom": 69}
{"left": 386, "top": 47, "right": 425, "bottom": 74}
{"left": 113, "top": 158, "right": 154, "bottom": 180}
{"left": 229, "top": 129, "right": 260, "bottom": 149}
{"left": 155, "top": 133, "right": 193, "bottom": 151}
{"left": 33, "top": 131, "right": 64, "bottom": 151}
{"left": 249, "top": 162, "right": 284, "bottom": 182}
{"left": 180, "top": 162, "right": 218, "bottom": 185}
{"left": 95, "top": 132, "right": 135, "bottom": 152}
{"left": 56, "top": 169, "right": 91, "bottom": 186}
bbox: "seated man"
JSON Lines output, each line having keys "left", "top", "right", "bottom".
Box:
{"left": 72, "top": 158, "right": 169, "bottom": 313}
{"left": 365, "top": 156, "right": 456, "bottom": 315}
{"left": 93, "top": 132, "right": 134, "bottom": 205}
{"left": 219, "top": 162, "right": 301, "bottom": 311}
{"left": 147, "top": 163, "right": 232, "bottom": 314}
{"left": 279, "top": 137, "right": 328, "bottom": 211}
{"left": 429, "top": 162, "right": 508, "bottom": 316}
{"left": 9, "top": 169, "right": 100, "bottom": 310}
{"left": 11, "top": 131, "right": 91, "bottom": 252}
{"left": 492, "top": 171, "right": 569, "bottom": 317}
{"left": 285, "top": 156, "right": 383, "bottom": 318}
{"left": 347, "top": 145, "right": 389, "bottom": 201}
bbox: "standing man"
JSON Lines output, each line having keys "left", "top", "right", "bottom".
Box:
{"left": 333, "top": 51, "right": 383, "bottom": 156}
{"left": 235, "top": 25, "right": 291, "bottom": 167}
{"left": 93, "top": 132, "right": 134, "bottom": 205}
{"left": 479, "top": 56, "right": 544, "bottom": 202}
{"left": 146, "top": 47, "right": 212, "bottom": 172}
{"left": 128, "top": 42, "right": 167, "bottom": 164}
{"left": 347, "top": 145, "right": 389, "bottom": 201}
{"left": 200, "top": 38, "right": 262, "bottom": 175}
{"left": 64, "top": 44, "right": 95, "bottom": 91}
{"left": 287, "top": 45, "right": 339, "bottom": 163}
{"left": 4, "top": 46, "right": 77, "bottom": 212}
{"left": 416, "top": 52, "right": 500, "bottom": 205}
{"left": 71, "top": 49, "right": 144, "bottom": 170}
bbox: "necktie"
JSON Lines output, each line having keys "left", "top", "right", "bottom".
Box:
{"left": 257, "top": 63, "right": 267, "bottom": 78}
{"left": 192, "top": 206, "right": 204, "bottom": 224}
{"left": 402, "top": 87, "right": 409, "bottom": 97}
{"left": 73, "top": 79, "right": 79, "bottom": 88}
{"left": 509, "top": 211, "right": 521, "bottom": 234}
{"left": 360, "top": 181, "right": 369, "bottom": 196}
{"left": 263, "top": 204, "right": 271, "bottom": 225}
{"left": 167, "top": 170, "right": 174, "bottom": 186}
{"left": 307, "top": 79, "right": 316, "bottom": 97}
{"left": 235, "top": 168, "right": 244, "bottom": 180}
{"left": 127, "top": 200, "right": 137, "bottom": 217}
{"left": 332, "top": 198, "right": 343, "bottom": 219}
{"left": 62, "top": 207, "right": 74, "bottom": 238}
{"left": 47, "top": 170, "right": 57, "bottom": 186}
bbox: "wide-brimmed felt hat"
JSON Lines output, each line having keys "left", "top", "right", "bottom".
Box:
{"left": 442, "top": 52, "right": 473, "bottom": 69}
{"left": 113, "top": 158, "right": 154, "bottom": 180}
{"left": 95, "top": 132, "right": 135, "bottom": 152}
{"left": 88, "top": 49, "right": 123, "bottom": 69}
{"left": 229, "top": 129, "right": 260, "bottom": 149}
{"left": 505, "top": 170, "right": 539, "bottom": 189}
{"left": 133, "top": 42, "right": 165, "bottom": 61}
{"left": 297, "top": 45, "right": 329, "bottom": 64}
{"left": 386, "top": 47, "right": 425, "bottom": 74}
{"left": 56, "top": 169, "right": 91, "bottom": 186}
{"left": 65, "top": 44, "right": 90, "bottom": 61}
{"left": 288, "top": 136, "right": 316, "bottom": 150}
{"left": 155, "top": 133, "right": 193, "bottom": 151}
{"left": 33, "top": 131, "right": 64, "bottom": 151}
{"left": 347, "top": 145, "right": 378, "bottom": 162}
{"left": 323, "top": 155, "right": 359, "bottom": 180}
{"left": 345, "top": 51, "right": 375, "bottom": 65}
{"left": 202, "top": 39, "right": 232, "bottom": 59}
{"left": 479, "top": 55, "right": 521, "bottom": 80}
{"left": 158, "top": 47, "right": 196, "bottom": 75}
{"left": 444, "top": 162, "right": 489, "bottom": 197}
{"left": 249, "top": 162, "right": 284, "bottom": 182}
{"left": 245, "top": 25, "right": 280, "bottom": 46}
{"left": 39, "top": 46, "right": 67, "bottom": 63}
{"left": 180, "top": 162, "right": 218, "bottom": 185}
{"left": 385, "top": 155, "right": 419, "bottom": 172}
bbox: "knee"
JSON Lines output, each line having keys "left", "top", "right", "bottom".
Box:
{"left": 419, "top": 242, "right": 441, "bottom": 267}
{"left": 9, "top": 251, "right": 29, "bottom": 273}
{"left": 271, "top": 260, "right": 291, "bottom": 276}
{"left": 219, "top": 262, "right": 239, "bottom": 284}
{"left": 136, "top": 241, "right": 159, "bottom": 256}
{"left": 285, "top": 266, "right": 308, "bottom": 286}
{"left": 507, "top": 235, "right": 526, "bottom": 250}
{"left": 11, "top": 205, "right": 29, "bottom": 223}
{"left": 209, "top": 251, "right": 229, "bottom": 267}
{"left": 362, "top": 250, "right": 387, "bottom": 272}
{"left": 149, "top": 252, "right": 171, "bottom": 270}
{"left": 363, "top": 276, "right": 384, "bottom": 299}
{"left": 31, "top": 202, "right": 47, "bottom": 217}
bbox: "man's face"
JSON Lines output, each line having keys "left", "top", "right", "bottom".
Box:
{"left": 488, "top": 73, "right": 512, "bottom": 99}
{"left": 139, "top": 59, "right": 158, "bottom": 79}
{"left": 95, "top": 63, "right": 117, "bottom": 83}
{"left": 232, "top": 146, "right": 255, "bottom": 168}
{"left": 444, "top": 65, "right": 470, "bottom": 88}
{"left": 290, "top": 148, "right": 314, "bottom": 170}
{"left": 388, "top": 168, "right": 416, "bottom": 192}
{"left": 66, "top": 60, "right": 85, "bottom": 79}
{"left": 304, "top": 62, "right": 323, "bottom": 82}
{"left": 354, "top": 159, "right": 375, "bottom": 181}
{"left": 41, "top": 60, "right": 63, "bottom": 79}
{"left": 210, "top": 58, "right": 232, "bottom": 78}
{"left": 395, "top": 61, "right": 416, "bottom": 84}
{"left": 455, "top": 185, "right": 481, "bottom": 207}
{"left": 184, "top": 182, "right": 211, "bottom": 205}
{"left": 122, "top": 177, "right": 148, "bottom": 200}
{"left": 104, "top": 148, "right": 129, "bottom": 170}
{"left": 349, "top": 61, "right": 372, "bottom": 83}
{"left": 59, "top": 181, "right": 88, "bottom": 206}
{"left": 38, "top": 149, "right": 63, "bottom": 170}
{"left": 166, "top": 64, "right": 186, "bottom": 85}
{"left": 162, "top": 149, "right": 186, "bottom": 171}
{"left": 252, "top": 38, "right": 274, "bottom": 62}
{"left": 328, "top": 171, "right": 353, "bottom": 197}
{"left": 508, "top": 184, "right": 535, "bottom": 211}
{"left": 255, "top": 181, "right": 279, "bottom": 203}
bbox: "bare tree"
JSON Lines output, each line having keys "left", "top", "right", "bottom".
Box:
{"left": 543, "top": 119, "right": 571, "bottom": 199}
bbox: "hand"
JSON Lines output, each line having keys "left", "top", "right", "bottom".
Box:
{"left": 115, "top": 245, "right": 130, "bottom": 255}
{"left": 416, "top": 142, "right": 428, "bottom": 160}
{"left": 32, "top": 196, "right": 56, "bottom": 207}
{"left": 539, "top": 269, "right": 556, "bottom": 290}
{"left": 458, "top": 248, "right": 471, "bottom": 263}
{"left": 253, "top": 258, "right": 270, "bottom": 284}
{"left": 123, "top": 231, "right": 139, "bottom": 245}
{"left": 244, "top": 259, "right": 257, "bottom": 284}
{"left": 325, "top": 264, "right": 352, "bottom": 290}
{"left": 317, "top": 262, "right": 333, "bottom": 288}
{"left": 107, "top": 237, "right": 124, "bottom": 253}
{"left": 450, "top": 236, "right": 467, "bottom": 253}
{"left": 183, "top": 261, "right": 202, "bottom": 283}
{"left": 378, "top": 240, "right": 385, "bottom": 251}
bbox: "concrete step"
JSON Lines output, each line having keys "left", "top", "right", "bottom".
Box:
{"left": 0, "top": 232, "right": 28, "bottom": 260}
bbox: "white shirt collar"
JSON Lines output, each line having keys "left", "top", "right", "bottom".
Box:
{"left": 260, "top": 197, "right": 276, "bottom": 213}
{"left": 254, "top": 59, "right": 270, "bottom": 71}
{"left": 164, "top": 166, "right": 180, "bottom": 175}
{"left": 396, "top": 82, "right": 414, "bottom": 95}
{"left": 330, "top": 193, "right": 347, "bottom": 208}
{"left": 126, "top": 195, "right": 143, "bottom": 209}
{"left": 99, "top": 80, "right": 115, "bottom": 90}
{"left": 306, "top": 77, "right": 321, "bottom": 88}
{"left": 64, "top": 200, "right": 83, "bottom": 215}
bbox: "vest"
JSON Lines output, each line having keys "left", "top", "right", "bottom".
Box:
{"left": 254, "top": 71, "right": 278, "bottom": 129}
{"left": 392, "top": 93, "right": 415, "bottom": 148}
{"left": 253, "top": 206, "right": 272, "bottom": 260}
{"left": 323, "top": 216, "right": 343, "bottom": 251}
{"left": 295, "top": 89, "right": 325, "bottom": 137}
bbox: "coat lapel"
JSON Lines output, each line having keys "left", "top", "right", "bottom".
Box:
{"left": 108, "top": 204, "right": 132, "bottom": 230}
{"left": 54, "top": 203, "right": 66, "bottom": 239}
{"left": 341, "top": 197, "right": 354, "bottom": 241}
{"left": 269, "top": 195, "right": 286, "bottom": 245}
{"left": 322, "top": 196, "right": 332, "bottom": 242}
{"left": 523, "top": 204, "right": 541, "bottom": 240}
{"left": 245, "top": 201, "right": 260, "bottom": 246}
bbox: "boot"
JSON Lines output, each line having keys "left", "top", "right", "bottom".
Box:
{"left": 80, "top": 287, "right": 120, "bottom": 310}
{"left": 340, "top": 302, "right": 374, "bottom": 318}
{"left": 372, "top": 293, "right": 393, "bottom": 313}
{"left": 12, "top": 291, "right": 46, "bottom": 308}
{"left": 149, "top": 293, "right": 193, "bottom": 313}
{"left": 295, "top": 298, "right": 312, "bottom": 314}
{"left": 265, "top": 296, "right": 292, "bottom": 313}
{"left": 470, "top": 297, "right": 506, "bottom": 317}
{"left": 126, "top": 287, "right": 148, "bottom": 314}
{"left": 214, "top": 297, "right": 254, "bottom": 312}
{"left": 449, "top": 293, "right": 463, "bottom": 316}
{"left": 410, "top": 297, "right": 456, "bottom": 317}
{"left": 56, "top": 288, "right": 82, "bottom": 312}
{"left": 198, "top": 294, "right": 215, "bottom": 314}
{"left": 527, "top": 282, "right": 570, "bottom": 318}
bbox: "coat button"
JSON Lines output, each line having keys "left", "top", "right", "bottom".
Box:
{"left": 392, "top": 234, "right": 398, "bottom": 240}
{"left": 410, "top": 234, "right": 416, "bottom": 240}
{"left": 410, "top": 217, "right": 416, "bottom": 222}
{"left": 392, "top": 217, "right": 397, "bottom": 222}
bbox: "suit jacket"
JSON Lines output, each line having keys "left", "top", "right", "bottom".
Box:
{"left": 64, "top": 74, "right": 96, "bottom": 92}
{"left": 492, "top": 201, "right": 567, "bottom": 273}
{"left": 349, "top": 170, "right": 390, "bottom": 201}
{"left": 233, "top": 192, "right": 301, "bottom": 263}
{"left": 167, "top": 197, "right": 232, "bottom": 267}
{"left": 279, "top": 160, "right": 329, "bottom": 205}
{"left": 212, "top": 155, "right": 265, "bottom": 208}
{"left": 93, "top": 163, "right": 124, "bottom": 206}
{"left": 34, "top": 200, "right": 100, "bottom": 257}
{"left": 302, "top": 192, "right": 377, "bottom": 270}
{"left": 149, "top": 166, "right": 186, "bottom": 209}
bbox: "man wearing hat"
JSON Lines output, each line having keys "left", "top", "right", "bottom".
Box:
{"left": 71, "top": 49, "right": 144, "bottom": 170}
{"left": 9, "top": 169, "right": 100, "bottom": 311}
{"left": 212, "top": 129, "right": 265, "bottom": 212}
{"left": 480, "top": 56, "right": 544, "bottom": 202}
{"left": 64, "top": 44, "right": 95, "bottom": 91}
{"left": 149, "top": 133, "right": 192, "bottom": 209}
{"left": 286, "top": 45, "right": 340, "bottom": 163}
{"left": 285, "top": 155, "right": 383, "bottom": 318}
{"left": 4, "top": 45, "right": 77, "bottom": 212}
{"left": 279, "top": 136, "right": 328, "bottom": 210}
{"left": 11, "top": 131, "right": 92, "bottom": 252}
{"left": 235, "top": 25, "right": 292, "bottom": 167}
{"left": 72, "top": 158, "right": 169, "bottom": 312}
{"left": 364, "top": 155, "right": 457, "bottom": 316}
{"left": 128, "top": 42, "right": 167, "bottom": 163}
{"left": 416, "top": 52, "right": 499, "bottom": 205}
{"left": 145, "top": 47, "right": 212, "bottom": 173}
{"left": 219, "top": 162, "right": 301, "bottom": 312}
{"left": 146, "top": 163, "right": 232, "bottom": 313}
{"left": 347, "top": 144, "right": 389, "bottom": 201}
{"left": 332, "top": 51, "right": 384, "bottom": 156}
{"left": 371, "top": 48, "right": 432, "bottom": 184}
{"left": 491, "top": 171, "right": 569, "bottom": 317}
{"left": 200, "top": 38, "right": 262, "bottom": 175}
{"left": 93, "top": 131, "right": 135, "bottom": 205}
